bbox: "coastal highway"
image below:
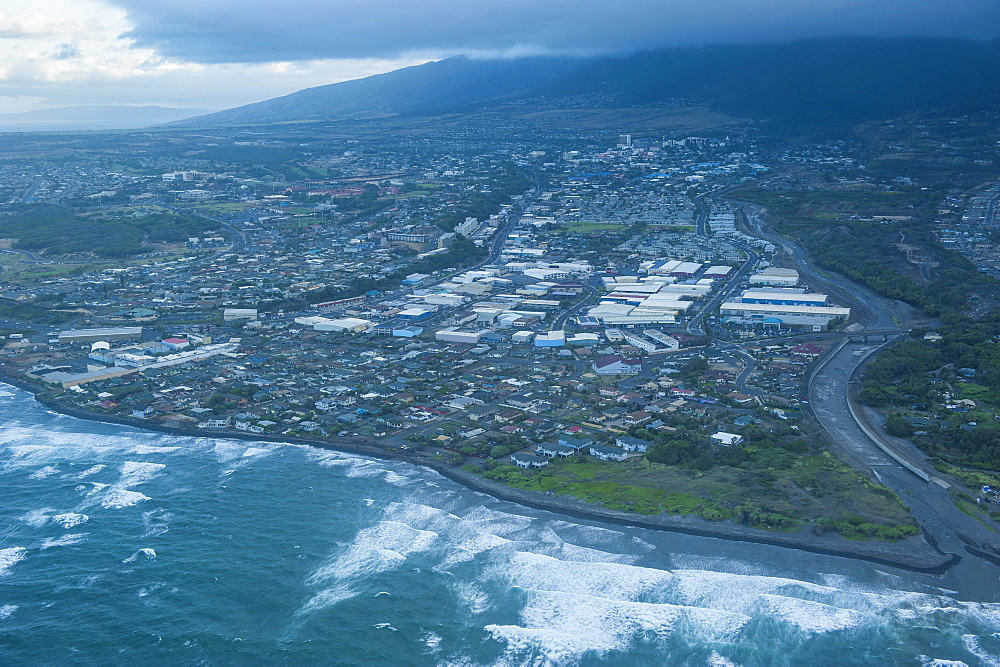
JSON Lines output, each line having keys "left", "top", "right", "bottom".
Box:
{"left": 733, "top": 201, "right": 1000, "bottom": 569}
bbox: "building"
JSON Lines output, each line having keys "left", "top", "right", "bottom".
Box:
{"left": 703, "top": 266, "right": 733, "bottom": 279}
{"left": 616, "top": 436, "right": 652, "bottom": 452}
{"left": 592, "top": 355, "right": 642, "bottom": 375}
{"left": 315, "top": 317, "right": 373, "bottom": 333}
{"left": 223, "top": 308, "right": 258, "bottom": 321}
{"left": 392, "top": 326, "right": 424, "bottom": 338}
{"left": 589, "top": 444, "right": 628, "bottom": 462}
{"left": 58, "top": 327, "right": 142, "bottom": 344}
{"left": 534, "top": 330, "right": 565, "bottom": 348}
{"left": 710, "top": 432, "right": 744, "bottom": 446}
{"left": 511, "top": 452, "right": 549, "bottom": 469}
{"left": 537, "top": 443, "right": 576, "bottom": 458}
{"left": 719, "top": 302, "right": 850, "bottom": 331}
{"left": 749, "top": 267, "right": 799, "bottom": 287}
{"left": 435, "top": 328, "right": 488, "bottom": 344}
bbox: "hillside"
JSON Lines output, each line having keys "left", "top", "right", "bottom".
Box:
{"left": 169, "top": 38, "right": 1000, "bottom": 130}
{"left": 170, "top": 56, "right": 584, "bottom": 126}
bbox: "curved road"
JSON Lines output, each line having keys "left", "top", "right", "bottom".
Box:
{"left": 733, "top": 201, "right": 1000, "bottom": 576}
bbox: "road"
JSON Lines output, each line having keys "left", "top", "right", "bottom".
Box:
{"left": 733, "top": 201, "right": 1000, "bottom": 569}
{"left": 686, "top": 247, "right": 759, "bottom": 335}
{"left": 738, "top": 203, "right": 911, "bottom": 330}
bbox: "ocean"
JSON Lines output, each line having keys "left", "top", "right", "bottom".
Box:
{"left": 0, "top": 383, "right": 998, "bottom": 665}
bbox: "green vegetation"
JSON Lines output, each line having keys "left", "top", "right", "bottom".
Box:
{"left": 0, "top": 298, "right": 74, "bottom": 324}
{"left": 730, "top": 188, "right": 998, "bottom": 316}
{"left": 0, "top": 204, "right": 222, "bottom": 258}
{"left": 860, "top": 316, "right": 1000, "bottom": 473}
{"left": 431, "top": 164, "right": 531, "bottom": 231}
{"left": 470, "top": 416, "right": 917, "bottom": 539}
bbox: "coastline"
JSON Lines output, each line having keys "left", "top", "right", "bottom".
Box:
{"left": 0, "top": 374, "right": 959, "bottom": 575}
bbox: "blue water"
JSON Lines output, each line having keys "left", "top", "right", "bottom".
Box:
{"left": 0, "top": 384, "right": 998, "bottom": 665}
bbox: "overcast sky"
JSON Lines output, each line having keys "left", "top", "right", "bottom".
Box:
{"left": 0, "top": 0, "right": 997, "bottom": 113}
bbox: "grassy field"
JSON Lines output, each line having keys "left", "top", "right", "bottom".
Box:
{"left": 481, "top": 450, "right": 917, "bottom": 538}
{"left": 558, "top": 221, "right": 630, "bottom": 233}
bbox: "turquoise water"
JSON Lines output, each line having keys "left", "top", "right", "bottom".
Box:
{"left": 0, "top": 383, "right": 998, "bottom": 665}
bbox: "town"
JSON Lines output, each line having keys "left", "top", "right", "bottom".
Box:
{"left": 0, "top": 115, "right": 996, "bottom": 536}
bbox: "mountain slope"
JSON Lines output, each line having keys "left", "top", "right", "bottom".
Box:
{"left": 171, "top": 56, "right": 584, "bottom": 126}
{"left": 168, "top": 38, "right": 1000, "bottom": 129}
{"left": 537, "top": 38, "right": 1000, "bottom": 122}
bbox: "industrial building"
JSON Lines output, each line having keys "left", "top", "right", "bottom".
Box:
{"left": 58, "top": 327, "right": 143, "bottom": 344}
{"left": 223, "top": 308, "right": 258, "bottom": 321}
{"left": 435, "top": 328, "right": 489, "bottom": 344}
{"left": 534, "top": 330, "right": 566, "bottom": 347}
{"left": 749, "top": 267, "right": 799, "bottom": 286}
{"left": 719, "top": 302, "right": 850, "bottom": 331}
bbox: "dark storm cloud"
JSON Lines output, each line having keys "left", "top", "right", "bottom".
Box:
{"left": 109, "top": 0, "right": 1000, "bottom": 64}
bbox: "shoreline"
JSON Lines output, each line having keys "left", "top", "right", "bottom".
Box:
{"left": 1, "top": 373, "right": 959, "bottom": 575}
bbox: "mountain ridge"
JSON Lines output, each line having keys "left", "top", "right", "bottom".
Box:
{"left": 167, "top": 38, "right": 1000, "bottom": 129}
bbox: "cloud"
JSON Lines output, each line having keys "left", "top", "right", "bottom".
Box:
{"left": 110, "top": 0, "right": 1000, "bottom": 64}
{"left": 0, "top": 0, "right": 997, "bottom": 114}
{"left": 0, "top": 1, "right": 427, "bottom": 112}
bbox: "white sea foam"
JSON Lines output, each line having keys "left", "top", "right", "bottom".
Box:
{"left": 422, "top": 631, "right": 442, "bottom": 652}
{"left": 119, "top": 461, "right": 166, "bottom": 486}
{"left": 962, "top": 634, "right": 1000, "bottom": 666}
{"left": 0, "top": 605, "right": 16, "bottom": 620}
{"left": 7, "top": 444, "right": 55, "bottom": 459}
{"left": 299, "top": 585, "right": 357, "bottom": 614}
{"left": 453, "top": 581, "right": 492, "bottom": 615}
{"left": 708, "top": 650, "right": 737, "bottom": 666}
{"left": 52, "top": 512, "right": 90, "bottom": 530}
{"left": 29, "top": 465, "right": 59, "bottom": 479}
{"left": 123, "top": 548, "right": 157, "bottom": 564}
{"left": 41, "top": 533, "right": 87, "bottom": 549}
{"left": 20, "top": 507, "right": 56, "bottom": 528}
{"left": 71, "top": 464, "right": 106, "bottom": 480}
{"left": 241, "top": 447, "right": 271, "bottom": 458}
{"left": 487, "top": 592, "right": 677, "bottom": 660}
{"left": 0, "top": 548, "right": 27, "bottom": 576}
{"left": 460, "top": 506, "right": 536, "bottom": 538}
{"left": 308, "top": 520, "right": 439, "bottom": 586}
{"left": 211, "top": 441, "right": 246, "bottom": 462}
{"left": 300, "top": 519, "right": 440, "bottom": 615}
{"left": 758, "top": 594, "right": 866, "bottom": 634}
{"left": 141, "top": 510, "right": 171, "bottom": 538}
{"left": 499, "top": 551, "right": 676, "bottom": 601}
{"left": 128, "top": 445, "right": 180, "bottom": 455}
{"left": 100, "top": 488, "right": 150, "bottom": 509}
{"left": 919, "top": 659, "right": 969, "bottom": 667}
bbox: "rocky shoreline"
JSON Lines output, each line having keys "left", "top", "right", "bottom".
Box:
{"left": 2, "top": 373, "right": 958, "bottom": 575}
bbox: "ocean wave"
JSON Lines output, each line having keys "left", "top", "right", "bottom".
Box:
{"left": 20, "top": 507, "right": 57, "bottom": 528}
{"left": 6, "top": 444, "right": 55, "bottom": 460}
{"left": 0, "top": 547, "right": 27, "bottom": 576}
{"left": 41, "top": 533, "right": 87, "bottom": 549}
{"left": 758, "top": 593, "right": 866, "bottom": 634}
{"left": 99, "top": 488, "right": 151, "bottom": 509}
{"left": 123, "top": 548, "right": 157, "bottom": 564}
{"left": 119, "top": 461, "right": 167, "bottom": 486}
{"left": 498, "top": 551, "right": 676, "bottom": 602}
{"left": 308, "top": 520, "right": 439, "bottom": 586}
{"left": 141, "top": 510, "right": 171, "bottom": 538}
{"left": 962, "top": 634, "right": 1000, "bottom": 666}
{"left": 0, "top": 605, "right": 16, "bottom": 621}
{"left": 28, "top": 465, "right": 59, "bottom": 479}
{"left": 127, "top": 445, "right": 181, "bottom": 455}
{"left": 51, "top": 513, "right": 89, "bottom": 529}
{"left": 489, "top": 588, "right": 750, "bottom": 662}
{"left": 70, "top": 464, "right": 106, "bottom": 480}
